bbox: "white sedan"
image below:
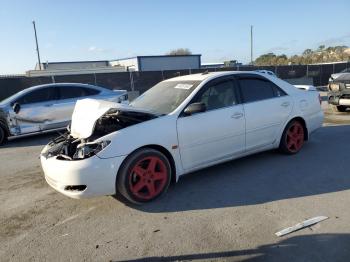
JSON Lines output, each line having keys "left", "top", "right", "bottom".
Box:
{"left": 41, "top": 71, "right": 323, "bottom": 204}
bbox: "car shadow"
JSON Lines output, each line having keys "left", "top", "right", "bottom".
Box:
{"left": 1, "top": 132, "right": 58, "bottom": 149}
{"left": 122, "top": 124, "right": 350, "bottom": 213}
{"left": 113, "top": 233, "right": 350, "bottom": 262}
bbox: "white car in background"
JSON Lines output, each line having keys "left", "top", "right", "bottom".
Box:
{"left": 41, "top": 72, "right": 323, "bottom": 204}
{"left": 255, "top": 70, "right": 277, "bottom": 77}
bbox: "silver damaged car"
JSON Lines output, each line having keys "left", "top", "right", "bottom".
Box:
{"left": 0, "top": 83, "right": 128, "bottom": 144}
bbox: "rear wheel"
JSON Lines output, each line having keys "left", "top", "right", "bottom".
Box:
{"left": 0, "top": 125, "right": 7, "bottom": 145}
{"left": 336, "top": 105, "right": 348, "bottom": 112}
{"left": 117, "top": 148, "right": 171, "bottom": 204}
{"left": 279, "top": 120, "right": 305, "bottom": 154}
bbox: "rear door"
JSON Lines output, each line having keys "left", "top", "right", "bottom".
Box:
{"left": 53, "top": 85, "right": 101, "bottom": 127}
{"left": 238, "top": 75, "right": 293, "bottom": 150}
{"left": 177, "top": 77, "right": 245, "bottom": 170}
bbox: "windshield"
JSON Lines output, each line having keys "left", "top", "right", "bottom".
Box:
{"left": 130, "top": 80, "right": 200, "bottom": 115}
{"left": 0, "top": 88, "right": 29, "bottom": 105}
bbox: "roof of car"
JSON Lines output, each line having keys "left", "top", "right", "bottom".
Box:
{"left": 25, "top": 82, "right": 107, "bottom": 91}
{"left": 164, "top": 71, "right": 263, "bottom": 82}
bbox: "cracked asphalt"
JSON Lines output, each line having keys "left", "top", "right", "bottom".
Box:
{"left": 1, "top": 95, "right": 350, "bottom": 262}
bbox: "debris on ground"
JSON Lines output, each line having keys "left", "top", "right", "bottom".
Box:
{"left": 275, "top": 216, "right": 328, "bottom": 237}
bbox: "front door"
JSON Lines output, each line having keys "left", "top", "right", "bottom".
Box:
{"left": 12, "top": 86, "right": 57, "bottom": 134}
{"left": 177, "top": 77, "right": 245, "bottom": 171}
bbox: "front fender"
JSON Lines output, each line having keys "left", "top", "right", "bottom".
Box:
{"left": 0, "top": 108, "right": 11, "bottom": 136}
{"left": 95, "top": 115, "right": 184, "bottom": 176}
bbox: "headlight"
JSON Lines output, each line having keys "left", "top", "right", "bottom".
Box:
{"left": 329, "top": 83, "right": 340, "bottom": 91}
{"left": 73, "top": 140, "right": 111, "bottom": 159}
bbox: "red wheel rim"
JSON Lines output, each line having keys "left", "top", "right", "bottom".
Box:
{"left": 128, "top": 156, "right": 168, "bottom": 200}
{"left": 286, "top": 122, "right": 304, "bottom": 153}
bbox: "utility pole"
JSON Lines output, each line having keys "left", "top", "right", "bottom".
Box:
{"left": 250, "top": 25, "right": 253, "bottom": 65}
{"left": 32, "top": 21, "right": 42, "bottom": 70}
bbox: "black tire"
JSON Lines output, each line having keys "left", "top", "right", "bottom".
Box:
{"left": 336, "top": 105, "right": 347, "bottom": 112}
{"left": 0, "top": 125, "right": 7, "bottom": 146}
{"left": 279, "top": 120, "right": 305, "bottom": 155}
{"left": 116, "top": 148, "right": 171, "bottom": 205}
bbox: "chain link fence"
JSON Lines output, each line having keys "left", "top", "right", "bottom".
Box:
{"left": 0, "top": 62, "right": 349, "bottom": 101}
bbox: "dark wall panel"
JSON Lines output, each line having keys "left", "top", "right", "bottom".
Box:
{"left": 1, "top": 62, "right": 349, "bottom": 101}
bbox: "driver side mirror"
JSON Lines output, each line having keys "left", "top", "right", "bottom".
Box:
{"left": 12, "top": 102, "right": 20, "bottom": 114}
{"left": 184, "top": 102, "right": 206, "bottom": 116}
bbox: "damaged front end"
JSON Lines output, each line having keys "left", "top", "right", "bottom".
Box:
{"left": 41, "top": 99, "right": 157, "bottom": 160}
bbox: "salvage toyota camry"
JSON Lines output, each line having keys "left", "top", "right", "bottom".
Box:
{"left": 41, "top": 72, "right": 323, "bottom": 204}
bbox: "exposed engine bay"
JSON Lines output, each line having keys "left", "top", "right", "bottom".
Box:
{"left": 41, "top": 108, "right": 157, "bottom": 160}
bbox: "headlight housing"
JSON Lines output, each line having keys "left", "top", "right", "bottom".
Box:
{"left": 73, "top": 140, "right": 111, "bottom": 159}
{"left": 329, "top": 83, "right": 340, "bottom": 91}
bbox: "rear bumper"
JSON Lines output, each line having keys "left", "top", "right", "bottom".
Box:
{"left": 41, "top": 154, "right": 127, "bottom": 199}
{"left": 306, "top": 110, "right": 324, "bottom": 135}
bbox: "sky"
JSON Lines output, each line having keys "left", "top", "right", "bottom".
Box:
{"left": 0, "top": 0, "right": 350, "bottom": 74}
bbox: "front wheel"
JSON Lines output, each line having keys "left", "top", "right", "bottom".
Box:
{"left": 116, "top": 148, "right": 171, "bottom": 204}
{"left": 0, "top": 125, "right": 7, "bottom": 146}
{"left": 279, "top": 120, "right": 305, "bottom": 154}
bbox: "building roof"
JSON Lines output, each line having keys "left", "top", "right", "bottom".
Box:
{"left": 111, "top": 54, "right": 201, "bottom": 62}
{"left": 39, "top": 60, "right": 109, "bottom": 65}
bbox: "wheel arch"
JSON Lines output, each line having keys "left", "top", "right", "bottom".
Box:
{"left": 119, "top": 144, "right": 177, "bottom": 185}
{"left": 284, "top": 116, "right": 309, "bottom": 141}
{"left": 0, "top": 118, "right": 10, "bottom": 137}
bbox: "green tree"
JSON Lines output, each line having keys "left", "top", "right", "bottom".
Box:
{"left": 254, "top": 45, "right": 349, "bottom": 65}
{"left": 166, "top": 48, "right": 192, "bottom": 56}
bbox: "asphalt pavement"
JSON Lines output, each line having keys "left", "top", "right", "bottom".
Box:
{"left": 1, "top": 98, "right": 350, "bottom": 262}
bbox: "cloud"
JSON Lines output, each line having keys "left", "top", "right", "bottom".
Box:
{"left": 317, "top": 33, "right": 350, "bottom": 46}
{"left": 265, "top": 40, "right": 298, "bottom": 54}
{"left": 88, "top": 46, "right": 108, "bottom": 52}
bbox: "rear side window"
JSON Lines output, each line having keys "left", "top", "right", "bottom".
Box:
{"left": 84, "top": 88, "right": 100, "bottom": 96}
{"left": 239, "top": 78, "right": 285, "bottom": 103}
{"left": 17, "top": 87, "right": 56, "bottom": 104}
{"left": 58, "top": 86, "right": 100, "bottom": 99}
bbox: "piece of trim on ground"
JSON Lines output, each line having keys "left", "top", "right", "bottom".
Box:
{"left": 275, "top": 216, "right": 328, "bottom": 237}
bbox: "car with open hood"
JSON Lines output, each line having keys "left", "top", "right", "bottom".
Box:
{"left": 40, "top": 71, "right": 323, "bottom": 204}
{"left": 0, "top": 83, "right": 128, "bottom": 144}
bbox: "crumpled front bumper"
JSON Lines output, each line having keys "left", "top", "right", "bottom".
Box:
{"left": 40, "top": 154, "right": 127, "bottom": 199}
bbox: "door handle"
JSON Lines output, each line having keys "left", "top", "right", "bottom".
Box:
{"left": 281, "top": 102, "right": 290, "bottom": 107}
{"left": 45, "top": 104, "right": 53, "bottom": 107}
{"left": 231, "top": 112, "right": 244, "bottom": 119}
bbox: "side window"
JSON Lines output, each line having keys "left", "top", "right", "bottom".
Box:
{"left": 84, "top": 87, "right": 100, "bottom": 96}
{"left": 193, "top": 79, "right": 237, "bottom": 111}
{"left": 271, "top": 84, "right": 286, "bottom": 97}
{"left": 239, "top": 78, "right": 285, "bottom": 103}
{"left": 17, "top": 87, "right": 55, "bottom": 105}
{"left": 58, "top": 86, "right": 99, "bottom": 100}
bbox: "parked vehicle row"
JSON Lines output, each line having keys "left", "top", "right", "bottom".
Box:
{"left": 0, "top": 83, "right": 128, "bottom": 144}
{"left": 40, "top": 71, "right": 324, "bottom": 204}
